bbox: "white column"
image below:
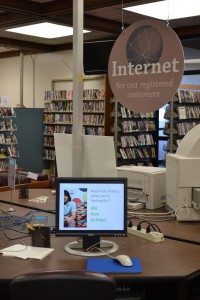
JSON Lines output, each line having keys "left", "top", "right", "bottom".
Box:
{"left": 19, "top": 52, "right": 24, "bottom": 107}
{"left": 72, "top": 0, "right": 84, "bottom": 177}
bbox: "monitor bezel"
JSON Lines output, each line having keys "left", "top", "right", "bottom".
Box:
{"left": 55, "top": 177, "right": 127, "bottom": 237}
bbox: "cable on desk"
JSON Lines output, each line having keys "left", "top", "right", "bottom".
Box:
{"left": 0, "top": 210, "right": 34, "bottom": 228}
{"left": 164, "top": 235, "right": 200, "bottom": 246}
{"left": 128, "top": 210, "right": 175, "bottom": 222}
{"left": 0, "top": 209, "right": 36, "bottom": 240}
{"left": 134, "top": 220, "right": 162, "bottom": 233}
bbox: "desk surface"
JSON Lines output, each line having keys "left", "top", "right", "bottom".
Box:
{"left": 0, "top": 230, "right": 200, "bottom": 280}
{"left": 1, "top": 189, "right": 200, "bottom": 243}
{"left": 0, "top": 203, "right": 200, "bottom": 281}
{"left": 0, "top": 189, "right": 55, "bottom": 213}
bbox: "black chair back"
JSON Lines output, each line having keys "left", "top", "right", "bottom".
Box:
{"left": 10, "top": 269, "right": 116, "bottom": 300}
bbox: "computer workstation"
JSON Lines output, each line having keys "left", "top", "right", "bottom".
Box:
{"left": 0, "top": 205, "right": 200, "bottom": 300}
{"left": 0, "top": 183, "right": 200, "bottom": 300}
{"left": 1, "top": 128, "right": 200, "bottom": 299}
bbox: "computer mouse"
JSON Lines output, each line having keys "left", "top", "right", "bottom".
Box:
{"left": 114, "top": 255, "right": 133, "bottom": 267}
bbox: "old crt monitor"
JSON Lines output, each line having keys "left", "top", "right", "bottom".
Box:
{"left": 166, "top": 124, "right": 200, "bottom": 221}
{"left": 55, "top": 177, "right": 127, "bottom": 256}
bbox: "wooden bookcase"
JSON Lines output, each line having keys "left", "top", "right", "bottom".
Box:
{"left": 43, "top": 75, "right": 114, "bottom": 161}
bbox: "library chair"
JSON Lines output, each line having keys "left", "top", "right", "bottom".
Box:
{"left": 9, "top": 269, "right": 116, "bottom": 300}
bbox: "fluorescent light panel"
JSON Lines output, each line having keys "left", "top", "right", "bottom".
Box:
{"left": 124, "top": 0, "right": 200, "bottom": 20}
{"left": 6, "top": 22, "right": 90, "bottom": 39}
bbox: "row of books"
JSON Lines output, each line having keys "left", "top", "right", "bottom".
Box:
{"left": 120, "top": 134, "right": 155, "bottom": 148}
{"left": 43, "top": 125, "right": 105, "bottom": 146}
{"left": 83, "top": 89, "right": 104, "bottom": 100}
{"left": 0, "top": 120, "right": 17, "bottom": 131}
{"left": 44, "top": 125, "right": 72, "bottom": 135}
{"left": 0, "top": 107, "right": 15, "bottom": 117}
{"left": 44, "top": 113, "right": 73, "bottom": 124}
{"left": 83, "top": 114, "right": 104, "bottom": 126}
{"left": 83, "top": 101, "right": 104, "bottom": 112}
{"left": 177, "top": 106, "right": 200, "bottom": 120}
{"left": 0, "top": 133, "right": 18, "bottom": 144}
{"left": 176, "top": 121, "right": 200, "bottom": 136}
{"left": 44, "top": 90, "right": 73, "bottom": 100}
{"left": 44, "top": 89, "right": 105, "bottom": 101}
{"left": 121, "top": 120, "right": 156, "bottom": 133}
{"left": 44, "top": 102, "right": 73, "bottom": 112}
{"left": 83, "top": 127, "right": 105, "bottom": 136}
{"left": 119, "top": 146, "right": 156, "bottom": 160}
{"left": 177, "top": 90, "right": 200, "bottom": 103}
{"left": 0, "top": 146, "right": 19, "bottom": 158}
{"left": 44, "top": 114, "right": 104, "bottom": 126}
{"left": 43, "top": 149, "right": 56, "bottom": 160}
{"left": 120, "top": 106, "right": 155, "bottom": 119}
{"left": 44, "top": 101, "right": 104, "bottom": 113}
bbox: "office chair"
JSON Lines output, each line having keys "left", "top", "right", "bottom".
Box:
{"left": 9, "top": 269, "right": 116, "bottom": 300}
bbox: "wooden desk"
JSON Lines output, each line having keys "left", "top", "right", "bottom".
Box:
{"left": 1, "top": 204, "right": 199, "bottom": 280}
{"left": 1, "top": 204, "right": 200, "bottom": 300}
{"left": 0, "top": 189, "right": 55, "bottom": 213}
{"left": 0, "top": 233, "right": 200, "bottom": 280}
{"left": 1, "top": 189, "right": 199, "bottom": 244}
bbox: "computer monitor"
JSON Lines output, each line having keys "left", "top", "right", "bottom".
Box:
{"left": 55, "top": 177, "right": 127, "bottom": 256}
{"left": 84, "top": 40, "right": 115, "bottom": 75}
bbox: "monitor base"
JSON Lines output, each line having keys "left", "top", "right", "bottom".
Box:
{"left": 64, "top": 240, "right": 119, "bottom": 257}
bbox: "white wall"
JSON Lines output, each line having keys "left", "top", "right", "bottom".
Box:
{"left": 0, "top": 50, "right": 73, "bottom": 108}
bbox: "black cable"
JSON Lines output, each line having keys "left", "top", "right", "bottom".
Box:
{"left": 134, "top": 220, "right": 162, "bottom": 233}
{"left": 164, "top": 235, "right": 200, "bottom": 246}
{"left": 0, "top": 221, "right": 28, "bottom": 240}
{"left": 146, "top": 225, "right": 151, "bottom": 233}
{"left": 128, "top": 219, "right": 133, "bottom": 228}
{"left": 151, "top": 223, "right": 162, "bottom": 233}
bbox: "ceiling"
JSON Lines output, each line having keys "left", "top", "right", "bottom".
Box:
{"left": 0, "top": 0, "right": 199, "bottom": 59}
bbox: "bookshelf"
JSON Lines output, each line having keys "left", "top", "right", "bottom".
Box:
{"left": 112, "top": 99, "right": 158, "bottom": 167}
{"left": 43, "top": 75, "right": 114, "bottom": 161}
{"left": 163, "top": 86, "right": 200, "bottom": 154}
{"left": 0, "top": 106, "right": 19, "bottom": 171}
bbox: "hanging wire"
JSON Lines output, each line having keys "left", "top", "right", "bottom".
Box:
{"left": 167, "top": 0, "right": 170, "bottom": 26}
{"left": 121, "top": 0, "right": 125, "bottom": 31}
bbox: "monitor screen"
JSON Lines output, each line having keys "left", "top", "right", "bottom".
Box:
{"left": 84, "top": 40, "right": 115, "bottom": 75}
{"left": 55, "top": 177, "right": 127, "bottom": 256}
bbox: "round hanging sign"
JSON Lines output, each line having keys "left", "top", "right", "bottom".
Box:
{"left": 108, "top": 19, "right": 184, "bottom": 112}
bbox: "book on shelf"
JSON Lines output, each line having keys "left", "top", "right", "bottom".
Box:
{"left": 8, "top": 146, "right": 19, "bottom": 157}
{"left": 0, "top": 133, "right": 5, "bottom": 144}
{"left": 0, "top": 148, "right": 9, "bottom": 158}
{"left": 10, "top": 134, "right": 17, "bottom": 144}
{"left": 177, "top": 106, "right": 187, "bottom": 119}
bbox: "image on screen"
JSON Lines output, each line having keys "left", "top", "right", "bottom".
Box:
{"left": 55, "top": 177, "right": 127, "bottom": 256}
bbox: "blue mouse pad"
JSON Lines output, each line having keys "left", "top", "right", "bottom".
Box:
{"left": 87, "top": 257, "right": 142, "bottom": 273}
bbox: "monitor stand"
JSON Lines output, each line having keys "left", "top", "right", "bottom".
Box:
{"left": 64, "top": 236, "right": 119, "bottom": 257}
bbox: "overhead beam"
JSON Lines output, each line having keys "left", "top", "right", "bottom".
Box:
{"left": 0, "top": 0, "right": 43, "bottom": 15}
{"left": 0, "top": 37, "right": 52, "bottom": 52}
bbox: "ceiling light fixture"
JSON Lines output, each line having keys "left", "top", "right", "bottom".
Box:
{"left": 6, "top": 22, "right": 90, "bottom": 39}
{"left": 124, "top": 0, "right": 200, "bottom": 20}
